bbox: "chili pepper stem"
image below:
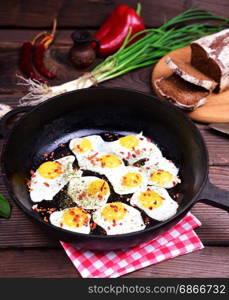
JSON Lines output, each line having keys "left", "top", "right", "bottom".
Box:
{"left": 136, "top": 3, "right": 142, "bottom": 15}
{"left": 31, "top": 31, "right": 47, "bottom": 45}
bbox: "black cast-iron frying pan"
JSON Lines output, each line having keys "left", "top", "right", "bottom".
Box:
{"left": 1, "top": 87, "right": 229, "bottom": 250}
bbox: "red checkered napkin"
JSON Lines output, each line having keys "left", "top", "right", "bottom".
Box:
{"left": 61, "top": 212, "right": 203, "bottom": 278}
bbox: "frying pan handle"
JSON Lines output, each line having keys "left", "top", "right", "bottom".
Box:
{"left": 0, "top": 106, "right": 33, "bottom": 138}
{"left": 198, "top": 180, "right": 229, "bottom": 212}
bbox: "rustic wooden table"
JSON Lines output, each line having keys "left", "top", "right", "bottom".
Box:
{"left": 0, "top": 0, "right": 228, "bottom": 278}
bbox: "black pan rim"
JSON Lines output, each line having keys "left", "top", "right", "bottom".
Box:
{"left": 1, "top": 86, "right": 209, "bottom": 240}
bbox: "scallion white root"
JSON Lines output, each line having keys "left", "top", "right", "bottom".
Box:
{"left": 0, "top": 104, "right": 12, "bottom": 118}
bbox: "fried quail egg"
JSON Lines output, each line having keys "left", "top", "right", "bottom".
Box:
{"left": 67, "top": 176, "right": 110, "bottom": 209}
{"left": 69, "top": 135, "right": 108, "bottom": 165}
{"left": 50, "top": 207, "right": 91, "bottom": 233}
{"left": 143, "top": 158, "right": 180, "bottom": 188}
{"left": 79, "top": 152, "right": 125, "bottom": 177}
{"left": 130, "top": 186, "right": 179, "bottom": 221}
{"left": 93, "top": 202, "right": 145, "bottom": 235}
{"left": 30, "top": 155, "right": 76, "bottom": 202}
{"left": 109, "top": 133, "right": 162, "bottom": 164}
{"left": 107, "top": 166, "right": 148, "bottom": 195}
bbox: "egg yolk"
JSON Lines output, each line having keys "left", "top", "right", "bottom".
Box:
{"left": 87, "top": 180, "right": 109, "bottom": 197}
{"left": 150, "top": 170, "right": 173, "bottom": 185}
{"left": 73, "top": 138, "right": 92, "bottom": 153}
{"left": 121, "top": 172, "right": 142, "bottom": 187}
{"left": 63, "top": 208, "right": 89, "bottom": 228}
{"left": 38, "top": 161, "right": 62, "bottom": 179}
{"left": 119, "top": 135, "right": 140, "bottom": 149}
{"left": 100, "top": 154, "right": 122, "bottom": 168}
{"left": 102, "top": 202, "right": 127, "bottom": 221}
{"left": 139, "top": 190, "right": 163, "bottom": 209}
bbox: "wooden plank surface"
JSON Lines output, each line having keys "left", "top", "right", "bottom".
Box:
{"left": 1, "top": 0, "right": 228, "bottom": 28}
{"left": 0, "top": 246, "right": 228, "bottom": 278}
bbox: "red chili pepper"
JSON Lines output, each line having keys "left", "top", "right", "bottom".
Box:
{"left": 20, "top": 32, "right": 48, "bottom": 84}
{"left": 95, "top": 4, "right": 145, "bottom": 56}
{"left": 33, "top": 19, "right": 57, "bottom": 79}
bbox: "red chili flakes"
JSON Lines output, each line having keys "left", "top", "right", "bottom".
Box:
{"left": 147, "top": 138, "right": 151, "bottom": 142}
{"left": 78, "top": 191, "right": 86, "bottom": 201}
{"left": 173, "top": 193, "right": 180, "bottom": 199}
{"left": 43, "top": 182, "right": 50, "bottom": 187}
{"left": 135, "top": 149, "right": 141, "bottom": 155}
{"left": 60, "top": 222, "right": 63, "bottom": 227}
{"left": 50, "top": 152, "right": 55, "bottom": 159}
{"left": 126, "top": 152, "right": 131, "bottom": 160}
{"left": 90, "top": 222, "right": 97, "bottom": 230}
{"left": 26, "top": 179, "right": 32, "bottom": 187}
{"left": 100, "top": 181, "right": 106, "bottom": 191}
{"left": 144, "top": 217, "right": 150, "bottom": 225}
{"left": 120, "top": 151, "right": 124, "bottom": 155}
{"left": 97, "top": 194, "right": 103, "bottom": 200}
{"left": 47, "top": 208, "right": 56, "bottom": 214}
{"left": 33, "top": 206, "right": 39, "bottom": 212}
{"left": 140, "top": 137, "right": 144, "bottom": 141}
{"left": 88, "top": 152, "right": 98, "bottom": 160}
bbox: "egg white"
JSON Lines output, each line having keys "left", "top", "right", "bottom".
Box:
{"left": 93, "top": 202, "right": 146, "bottom": 235}
{"left": 130, "top": 186, "right": 179, "bottom": 221}
{"left": 67, "top": 176, "right": 110, "bottom": 209}
{"left": 30, "top": 155, "right": 76, "bottom": 202}
{"left": 49, "top": 207, "right": 91, "bottom": 233}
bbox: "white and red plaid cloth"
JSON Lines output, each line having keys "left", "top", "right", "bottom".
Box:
{"left": 61, "top": 212, "right": 203, "bottom": 278}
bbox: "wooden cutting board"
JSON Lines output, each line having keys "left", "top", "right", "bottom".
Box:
{"left": 151, "top": 46, "right": 229, "bottom": 123}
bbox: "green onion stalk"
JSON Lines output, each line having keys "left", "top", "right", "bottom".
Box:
{"left": 18, "top": 8, "right": 229, "bottom": 106}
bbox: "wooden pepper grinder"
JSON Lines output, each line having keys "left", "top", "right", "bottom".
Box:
{"left": 69, "top": 31, "right": 99, "bottom": 68}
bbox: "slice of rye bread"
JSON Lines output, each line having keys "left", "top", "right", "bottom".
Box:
{"left": 155, "top": 74, "right": 209, "bottom": 110}
{"left": 166, "top": 57, "right": 217, "bottom": 92}
{"left": 191, "top": 28, "right": 229, "bottom": 93}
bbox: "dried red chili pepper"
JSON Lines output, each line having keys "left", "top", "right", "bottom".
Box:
{"left": 20, "top": 32, "right": 48, "bottom": 83}
{"left": 33, "top": 19, "right": 57, "bottom": 79}
{"left": 95, "top": 4, "right": 145, "bottom": 56}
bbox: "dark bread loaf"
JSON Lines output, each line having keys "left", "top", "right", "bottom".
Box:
{"left": 166, "top": 57, "right": 217, "bottom": 92}
{"left": 155, "top": 74, "right": 209, "bottom": 110}
{"left": 191, "top": 29, "right": 229, "bottom": 92}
